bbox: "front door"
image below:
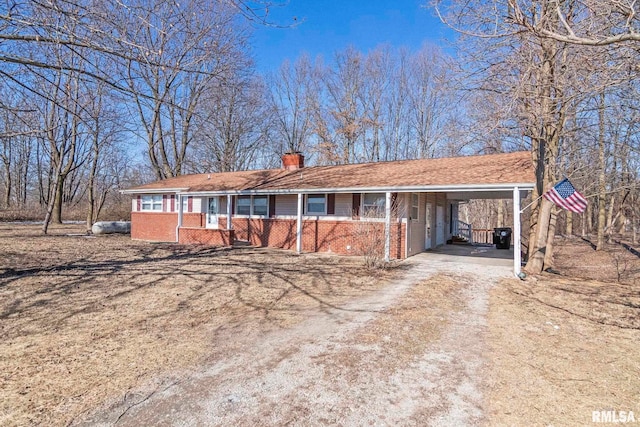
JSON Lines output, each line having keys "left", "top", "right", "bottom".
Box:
{"left": 425, "top": 202, "right": 432, "bottom": 250}
{"left": 206, "top": 197, "right": 219, "bottom": 229}
{"left": 436, "top": 205, "right": 445, "bottom": 246}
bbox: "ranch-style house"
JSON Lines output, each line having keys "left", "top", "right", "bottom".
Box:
{"left": 122, "top": 151, "right": 535, "bottom": 274}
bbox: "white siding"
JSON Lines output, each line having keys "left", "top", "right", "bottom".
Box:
{"left": 335, "top": 193, "right": 352, "bottom": 217}
{"left": 131, "top": 198, "right": 137, "bottom": 212}
{"left": 193, "top": 197, "right": 204, "bottom": 213}
{"left": 276, "top": 194, "right": 298, "bottom": 215}
{"left": 219, "top": 196, "right": 228, "bottom": 215}
{"left": 407, "top": 193, "right": 427, "bottom": 257}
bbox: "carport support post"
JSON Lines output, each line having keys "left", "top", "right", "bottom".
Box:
{"left": 513, "top": 186, "right": 522, "bottom": 277}
{"left": 384, "top": 191, "right": 392, "bottom": 262}
{"left": 227, "top": 195, "right": 233, "bottom": 230}
{"left": 176, "top": 194, "right": 183, "bottom": 243}
{"left": 296, "top": 193, "right": 303, "bottom": 253}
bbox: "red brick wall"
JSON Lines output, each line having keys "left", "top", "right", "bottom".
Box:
{"left": 232, "top": 218, "right": 406, "bottom": 259}
{"left": 183, "top": 213, "right": 205, "bottom": 228}
{"left": 131, "top": 212, "right": 177, "bottom": 242}
{"left": 131, "top": 211, "right": 407, "bottom": 258}
{"left": 178, "top": 228, "right": 234, "bottom": 246}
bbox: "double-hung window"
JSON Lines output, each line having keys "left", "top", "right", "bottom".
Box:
{"left": 411, "top": 193, "right": 419, "bottom": 220}
{"left": 362, "top": 193, "right": 385, "bottom": 218}
{"left": 306, "top": 194, "right": 326, "bottom": 215}
{"left": 252, "top": 196, "right": 268, "bottom": 216}
{"left": 175, "top": 196, "right": 189, "bottom": 212}
{"left": 141, "top": 195, "right": 163, "bottom": 211}
{"left": 236, "top": 195, "right": 268, "bottom": 216}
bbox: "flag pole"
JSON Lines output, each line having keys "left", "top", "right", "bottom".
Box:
{"left": 519, "top": 193, "right": 543, "bottom": 214}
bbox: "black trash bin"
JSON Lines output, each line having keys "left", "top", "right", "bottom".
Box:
{"left": 493, "top": 227, "right": 512, "bottom": 249}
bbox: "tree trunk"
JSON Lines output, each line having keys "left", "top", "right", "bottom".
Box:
{"left": 52, "top": 176, "right": 64, "bottom": 224}
{"left": 543, "top": 206, "right": 558, "bottom": 269}
{"left": 525, "top": 197, "right": 553, "bottom": 274}
{"left": 3, "top": 165, "right": 10, "bottom": 208}
{"left": 596, "top": 91, "right": 607, "bottom": 250}
{"left": 606, "top": 194, "right": 616, "bottom": 243}
{"left": 566, "top": 211, "right": 573, "bottom": 236}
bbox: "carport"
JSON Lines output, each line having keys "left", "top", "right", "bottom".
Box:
{"left": 443, "top": 186, "right": 533, "bottom": 276}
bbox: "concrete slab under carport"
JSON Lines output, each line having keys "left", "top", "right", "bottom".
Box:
{"left": 421, "top": 243, "right": 514, "bottom": 268}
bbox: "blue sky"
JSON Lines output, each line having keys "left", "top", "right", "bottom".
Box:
{"left": 250, "top": 1, "right": 455, "bottom": 72}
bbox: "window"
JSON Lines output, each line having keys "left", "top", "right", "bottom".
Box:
{"left": 362, "top": 193, "right": 385, "bottom": 218}
{"left": 411, "top": 193, "right": 419, "bottom": 220}
{"left": 306, "top": 194, "right": 326, "bottom": 215}
{"left": 253, "top": 196, "right": 268, "bottom": 216}
{"left": 236, "top": 196, "right": 251, "bottom": 215}
{"left": 236, "top": 195, "right": 268, "bottom": 216}
{"left": 175, "top": 196, "right": 189, "bottom": 212}
{"left": 141, "top": 195, "right": 163, "bottom": 211}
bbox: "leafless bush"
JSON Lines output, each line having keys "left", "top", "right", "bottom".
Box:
{"left": 353, "top": 198, "right": 402, "bottom": 269}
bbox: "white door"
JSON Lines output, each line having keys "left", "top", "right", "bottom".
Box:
{"left": 425, "top": 202, "right": 432, "bottom": 250}
{"left": 436, "top": 205, "right": 445, "bottom": 246}
{"left": 206, "top": 197, "right": 219, "bottom": 229}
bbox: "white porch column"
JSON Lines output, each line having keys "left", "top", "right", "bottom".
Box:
{"left": 384, "top": 191, "right": 392, "bottom": 262}
{"left": 296, "top": 193, "right": 304, "bottom": 253}
{"left": 227, "top": 195, "right": 233, "bottom": 230}
{"left": 176, "top": 194, "right": 183, "bottom": 243}
{"left": 513, "top": 186, "right": 522, "bottom": 277}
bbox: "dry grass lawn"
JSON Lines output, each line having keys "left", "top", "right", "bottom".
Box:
{"left": 486, "top": 237, "right": 640, "bottom": 426}
{"left": 3, "top": 223, "right": 639, "bottom": 427}
{"left": 0, "top": 223, "right": 393, "bottom": 426}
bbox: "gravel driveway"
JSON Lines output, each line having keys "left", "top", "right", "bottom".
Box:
{"left": 81, "top": 251, "right": 513, "bottom": 427}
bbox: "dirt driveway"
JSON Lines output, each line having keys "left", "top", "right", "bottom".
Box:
{"left": 82, "top": 252, "right": 512, "bottom": 426}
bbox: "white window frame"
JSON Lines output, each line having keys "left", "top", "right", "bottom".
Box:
{"left": 361, "top": 193, "right": 385, "bottom": 218}
{"left": 235, "top": 195, "right": 269, "bottom": 217}
{"left": 252, "top": 195, "right": 269, "bottom": 216}
{"left": 175, "top": 196, "right": 190, "bottom": 213}
{"left": 411, "top": 193, "right": 419, "bottom": 221}
{"left": 141, "top": 194, "right": 163, "bottom": 212}
{"left": 305, "top": 194, "right": 327, "bottom": 215}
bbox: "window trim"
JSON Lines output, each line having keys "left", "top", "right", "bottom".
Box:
{"left": 411, "top": 193, "right": 419, "bottom": 221}
{"left": 361, "top": 192, "right": 386, "bottom": 218}
{"left": 305, "top": 193, "right": 327, "bottom": 215}
{"left": 252, "top": 195, "right": 269, "bottom": 216}
{"left": 141, "top": 194, "right": 163, "bottom": 212}
{"left": 176, "top": 196, "right": 190, "bottom": 213}
{"left": 235, "top": 195, "right": 269, "bottom": 217}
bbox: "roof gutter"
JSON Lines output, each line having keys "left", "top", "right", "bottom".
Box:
{"left": 178, "top": 183, "right": 536, "bottom": 197}
{"left": 120, "top": 188, "right": 189, "bottom": 195}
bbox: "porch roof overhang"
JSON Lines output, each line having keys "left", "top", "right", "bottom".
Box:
{"left": 122, "top": 187, "right": 188, "bottom": 194}
{"left": 168, "top": 183, "right": 535, "bottom": 197}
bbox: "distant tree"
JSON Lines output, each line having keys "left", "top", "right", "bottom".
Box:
{"left": 190, "top": 69, "right": 272, "bottom": 173}
{"left": 267, "top": 55, "right": 318, "bottom": 155}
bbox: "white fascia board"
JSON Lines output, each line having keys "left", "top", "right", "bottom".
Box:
{"left": 120, "top": 188, "right": 188, "bottom": 195}
{"left": 179, "top": 183, "right": 535, "bottom": 197}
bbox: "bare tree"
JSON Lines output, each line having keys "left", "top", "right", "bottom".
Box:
{"left": 190, "top": 69, "right": 272, "bottom": 173}
{"left": 267, "top": 54, "right": 318, "bottom": 155}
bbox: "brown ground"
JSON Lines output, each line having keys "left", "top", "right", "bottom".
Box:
{"left": 486, "top": 236, "right": 640, "bottom": 426}
{"left": 0, "top": 223, "right": 393, "bottom": 426}
{"left": 2, "top": 224, "right": 638, "bottom": 426}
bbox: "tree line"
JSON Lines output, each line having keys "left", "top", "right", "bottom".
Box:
{"left": 0, "top": 0, "right": 638, "bottom": 274}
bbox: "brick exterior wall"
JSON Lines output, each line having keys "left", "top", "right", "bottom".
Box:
{"left": 131, "top": 211, "right": 406, "bottom": 259}
{"left": 232, "top": 218, "right": 406, "bottom": 259}
{"left": 131, "top": 212, "right": 177, "bottom": 242}
{"left": 183, "top": 213, "right": 205, "bottom": 228}
{"left": 178, "top": 227, "right": 234, "bottom": 246}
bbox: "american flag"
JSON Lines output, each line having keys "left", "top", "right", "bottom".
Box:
{"left": 543, "top": 179, "right": 588, "bottom": 213}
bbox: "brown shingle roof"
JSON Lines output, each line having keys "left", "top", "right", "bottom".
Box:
{"left": 124, "top": 151, "right": 535, "bottom": 194}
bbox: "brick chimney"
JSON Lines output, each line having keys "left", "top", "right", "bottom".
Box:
{"left": 281, "top": 153, "right": 304, "bottom": 170}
